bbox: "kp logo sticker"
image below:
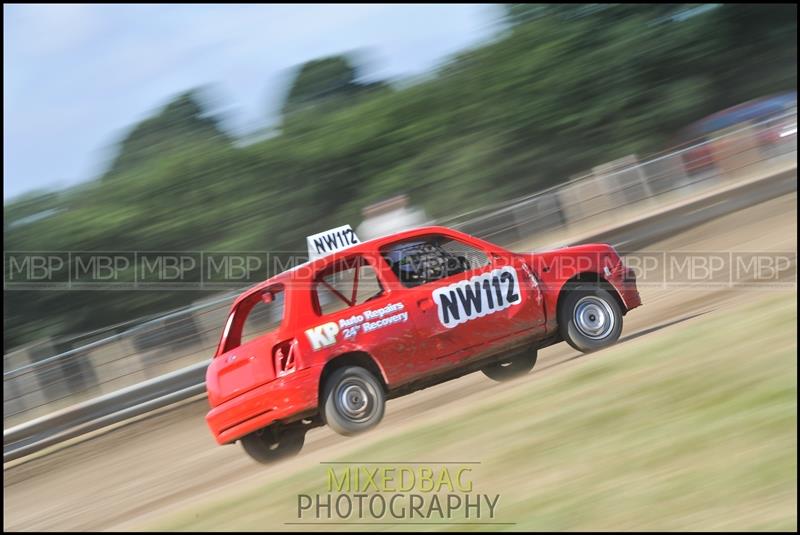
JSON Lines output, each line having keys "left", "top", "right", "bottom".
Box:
{"left": 432, "top": 266, "right": 521, "bottom": 328}
{"left": 305, "top": 322, "right": 339, "bottom": 350}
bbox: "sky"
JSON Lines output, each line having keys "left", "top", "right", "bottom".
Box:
{"left": 3, "top": 4, "right": 501, "bottom": 201}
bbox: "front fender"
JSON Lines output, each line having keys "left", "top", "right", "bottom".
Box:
{"left": 522, "top": 244, "right": 639, "bottom": 331}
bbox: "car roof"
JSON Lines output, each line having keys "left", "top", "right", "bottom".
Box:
{"left": 230, "top": 225, "right": 491, "bottom": 307}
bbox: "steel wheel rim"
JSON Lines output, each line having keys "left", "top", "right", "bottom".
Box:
{"left": 335, "top": 378, "right": 376, "bottom": 422}
{"left": 574, "top": 296, "right": 615, "bottom": 339}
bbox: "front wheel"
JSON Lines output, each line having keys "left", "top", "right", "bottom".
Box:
{"left": 482, "top": 348, "right": 538, "bottom": 382}
{"left": 559, "top": 283, "right": 623, "bottom": 353}
{"left": 322, "top": 366, "right": 385, "bottom": 436}
{"left": 240, "top": 426, "right": 305, "bottom": 464}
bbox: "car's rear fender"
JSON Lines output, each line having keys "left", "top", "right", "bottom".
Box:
{"left": 317, "top": 349, "right": 389, "bottom": 405}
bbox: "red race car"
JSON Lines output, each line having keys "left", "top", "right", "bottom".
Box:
{"left": 205, "top": 225, "right": 641, "bottom": 463}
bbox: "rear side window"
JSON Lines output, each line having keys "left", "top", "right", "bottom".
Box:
{"left": 381, "top": 234, "right": 489, "bottom": 288}
{"left": 314, "top": 256, "right": 384, "bottom": 315}
{"left": 220, "top": 287, "right": 285, "bottom": 352}
{"left": 241, "top": 290, "right": 285, "bottom": 344}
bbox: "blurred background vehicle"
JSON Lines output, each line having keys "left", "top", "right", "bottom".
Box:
{"left": 672, "top": 91, "right": 797, "bottom": 177}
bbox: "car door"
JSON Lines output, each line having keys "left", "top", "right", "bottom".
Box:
{"left": 305, "top": 253, "right": 424, "bottom": 385}
{"left": 380, "top": 233, "right": 545, "bottom": 371}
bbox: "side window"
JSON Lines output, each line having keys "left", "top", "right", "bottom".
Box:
{"left": 381, "top": 234, "right": 489, "bottom": 288}
{"left": 439, "top": 237, "right": 490, "bottom": 271}
{"left": 241, "top": 289, "right": 285, "bottom": 344}
{"left": 315, "top": 256, "right": 385, "bottom": 316}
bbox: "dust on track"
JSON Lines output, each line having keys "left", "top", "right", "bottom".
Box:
{"left": 3, "top": 193, "right": 796, "bottom": 532}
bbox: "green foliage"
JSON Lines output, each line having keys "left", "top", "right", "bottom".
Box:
{"left": 280, "top": 54, "right": 389, "bottom": 123}
{"left": 283, "top": 56, "right": 358, "bottom": 112}
{"left": 4, "top": 5, "right": 796, "bottom": 350}
{"left": 103, "top": 89, "right": 229, "bottom": 180}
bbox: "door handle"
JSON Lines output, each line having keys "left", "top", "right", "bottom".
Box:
{"left": 417, "top": 298, "right": 435, "bottom": 311}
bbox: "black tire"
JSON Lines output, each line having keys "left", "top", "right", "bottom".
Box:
{"left": 558, "top": 283, "right": 623, "bottom": 353}
{"left": 482, "top": 348, "right": 538, "bottom": 382}
{"left": 240, "top": 426, "right": 305, "bottom": 464}
{"left": 322, "top": 366, "right": 385, "bottom": 436}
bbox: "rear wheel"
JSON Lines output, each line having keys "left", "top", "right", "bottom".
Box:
{"left": 240, "top": 426, "right": 305, "bottom": 464}
{"left": 559, "top": 283, "right": 623, "bottom": 353}
{"left": 322, "top": 366, "right": 385, "bottom": 436}
{"left": 482, "top": 348, "right": 538, "bottom": 382}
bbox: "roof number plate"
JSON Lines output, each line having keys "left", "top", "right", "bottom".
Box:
{"left": 307, "top": 225, "right": 360, "bottom": 260}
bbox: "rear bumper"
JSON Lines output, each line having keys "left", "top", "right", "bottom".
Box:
{"left": 206, "top": 365, "right": 322, "bottom": 445}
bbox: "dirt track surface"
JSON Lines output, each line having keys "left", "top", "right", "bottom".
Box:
{"left": 3, "top": 193, "right": 797, "bottom": 532}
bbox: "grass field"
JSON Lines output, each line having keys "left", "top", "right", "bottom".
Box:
{"left": 145, "top": 293, "right": 797, "bottom": 531}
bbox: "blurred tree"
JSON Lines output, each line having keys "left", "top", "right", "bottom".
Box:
{"left": 712, "top": 3, "right": 798, "bottom": 106}
{"left": 4, "top": 5, "right": 797, "bottom": 350}
{"left": 503, "top": 3, "right": 685, "bottom": 26}
{"left": 103, "top": 89, "right": 230, "bottom": 180}
{"left": 282, "top": 56, "right": 360, "bottom": 116}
